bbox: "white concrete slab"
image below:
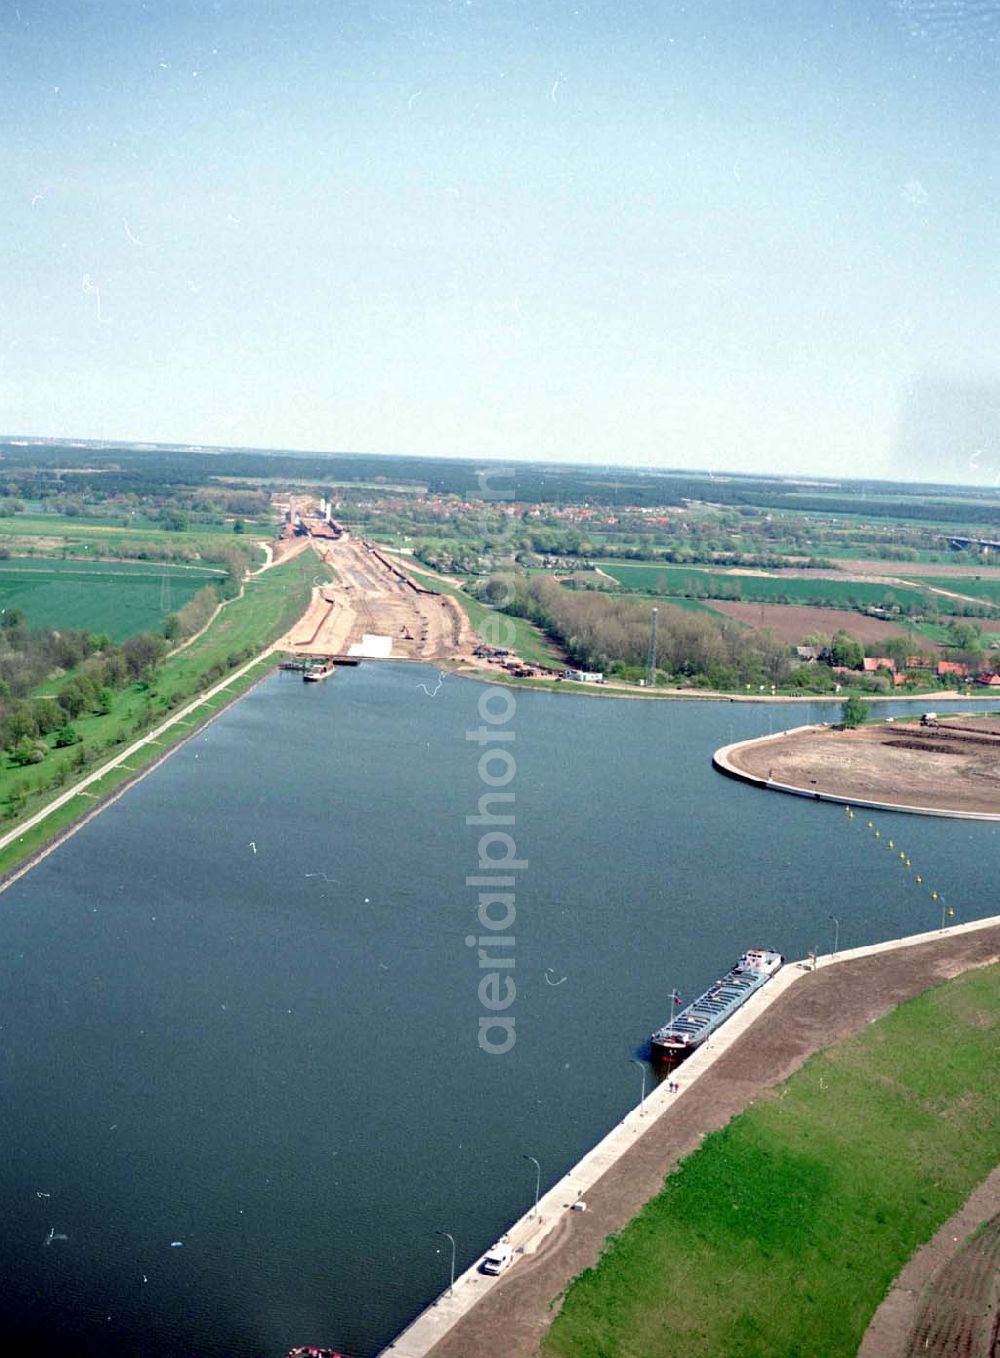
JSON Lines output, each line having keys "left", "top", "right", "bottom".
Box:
{"left": 347, "top": 632, "right": 394, "bottom": 658}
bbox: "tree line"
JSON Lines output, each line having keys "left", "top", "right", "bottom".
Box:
{"left": 478, "top": 573, "right": 792, "bottom": 688}
{"left": 475, "top": 573, "right": 995, "bottom": 693}
{"left": 0, "top": 613, "right": 167, "bottom": 764}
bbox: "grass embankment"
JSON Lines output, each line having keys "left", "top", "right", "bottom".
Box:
{"left": 0, "top": 559, "right": 225, "bottom": 639}
{"left": 402, "top": 563, "right": 564, "bottom": 668}
{"left": 0, "top": 552, "right": 323, "bottom": 878}
{"left": 0, "top": 653, "right": 277, "bottom": 880}
{"left": 544, "top": 963, "right": 1000, "bottom": 1358}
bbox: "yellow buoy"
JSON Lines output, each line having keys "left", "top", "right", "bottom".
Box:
{"left": 888, "top": 840, "right": 894, "bottom": 848}
{"left": 874, "top": 830, "right": 880, "bottom": 838}
{"left": 947, "top": 907, "right": 955, "bottom": 918}
{"left": 899, "top": 851, "right": 905, "bottom": 859}
{"left": 931, "top": 891, "right": 938, "bottom": 900}
{"left": 915, "top": 876, "right": 922, "bottom": 884}
{"left": 867, "top": 821, "right": 873, "bottom": 828}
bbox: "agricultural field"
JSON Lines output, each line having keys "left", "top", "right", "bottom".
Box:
{"left": 0, "top": 512, "right": 249, "bottom": 540}
{"left": 831, "top": 558, "right": 1000, "bottom": 577}
{"left": 0, "top": 559, "right": 224, "bottom": 639}
{"left": 705, "top": 601, "right": 943, "bottom": 649}
{"left": 640, "top": 594, "right": 724, "bottom": 617}
{"left": 600, "top": 562, "right": 935, "bottom": 612}
{"left": 544, "top": 963, "right": 1000, "bottom": 1358}
{"left": 0, "top": 518, "right": 273, "bottom": 576}
{"left": 923, "top": 576, "right": 1000, "bottom": 604}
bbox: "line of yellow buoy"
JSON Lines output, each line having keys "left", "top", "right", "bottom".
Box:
{"left": 843, "top": 806, "right": 956, "bottom": 927}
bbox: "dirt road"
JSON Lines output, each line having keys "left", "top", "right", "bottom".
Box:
{"left": 423, "top": 924, "right": 1000, "bottom": 1358}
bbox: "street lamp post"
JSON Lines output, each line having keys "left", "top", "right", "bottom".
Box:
{"left": 435, "top": 1230, "right": 456, "bottom": 1294}
{"left": 829, "top": 915, "right": 840, "bottom": 957}
{"left": 523, "top": 1154, "right": 541, "bottom": 1217}
{"left": 631, "top": 1057, "right": 647, "bottom": 1115}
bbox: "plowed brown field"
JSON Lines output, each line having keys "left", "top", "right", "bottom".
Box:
{"left": 708, "top": 599, "right": 943, "bottom": 648}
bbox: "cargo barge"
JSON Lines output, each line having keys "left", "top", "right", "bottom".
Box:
{"left": 286, "top": 1347, "right": 353, "bottom": 1358}
{"left": 650, "top": 947, "right": 783, "bottom": 1061}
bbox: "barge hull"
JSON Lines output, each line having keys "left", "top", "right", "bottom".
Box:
{"left": 650, "top": 948, "right": 783, "bottom": 1062}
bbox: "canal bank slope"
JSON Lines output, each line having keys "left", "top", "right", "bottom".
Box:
{"left": 0, "top": 546, "right": 324, "bottom": 887}
{"left": 715, "top": 714, "right": 1000, "bottom": 820}
{"left": 383, "top": 917, "right": 1000, "bottom": 1358}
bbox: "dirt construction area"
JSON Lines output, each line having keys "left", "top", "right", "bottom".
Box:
{"left": 706, "top": 600, "right": 945, "bottom": 648}
{"left": 725, "top": 715, "right": 1000, "bottom": 817}
{"left": 420, "top": 924, "right": 1000, "bottom": 1358}
{"left": 279, "top": 534, "right": 473, "bottom": 661}
{"left": 860, "top": 1167, "right": 1000, "bottom": 1358}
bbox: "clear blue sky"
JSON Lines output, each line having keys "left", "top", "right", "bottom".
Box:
{"left": 2, "top": 1, "right": 997, "bottom": 481}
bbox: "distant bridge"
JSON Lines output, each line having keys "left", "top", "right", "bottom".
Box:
{"left": 948, "top": 536, "right": 1000, "bottom": 552}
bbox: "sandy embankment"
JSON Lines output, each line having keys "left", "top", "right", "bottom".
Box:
{"left": 719, "top": 715, "right": 1000, "bottom": 819}
{"left": 278, "top": 536, "right": 469, "bottom": 661}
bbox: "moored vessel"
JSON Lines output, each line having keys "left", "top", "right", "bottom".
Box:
{"left": 286, "top": 1347, "right": 353, "bottom": 1358}
{"left": 650, "top": 947, "right": 783, "bottom": 1061}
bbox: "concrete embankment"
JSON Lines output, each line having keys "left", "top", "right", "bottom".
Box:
{"left": 713, "top": 727, "right": 1000, "bottom": 822}
{"left": 378, "top": 914, "right": 1000, "bottom": 1358}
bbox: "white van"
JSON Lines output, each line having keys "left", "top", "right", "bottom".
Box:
{"left": 480, "top": 1241, "right": 514, "bottom": 1275}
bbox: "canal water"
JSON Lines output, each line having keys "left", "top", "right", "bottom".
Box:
{"left": 0, "top": 666, "right": 997, "bottom": 1357}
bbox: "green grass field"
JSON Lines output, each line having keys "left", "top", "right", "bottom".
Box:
{"left": 601, "top": 563, "right": 935, "bottom": 611}
{"left": 0, "top": 513, "right": 268, "bottom": 540}
{"left": 544, "top": 963, "right": 1000, "bottom": 1358}
{"left": 631, "top": 592, "right": 732, "bottom": 618}
{"left": 0, "top": 517, "right": 274, "bottom": 577}
{"left": 154, "top": 551, "right": 325, "bottom": 695}
{"left": 0, "top": 560, "right": 225, "bottom": 639}
{"left": 923, "top": 576, "right": 1000, "bottom": 604}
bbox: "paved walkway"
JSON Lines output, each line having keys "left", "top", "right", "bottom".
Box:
{"left": 378, "top": 917, "right": 1000, "bottom": 1358}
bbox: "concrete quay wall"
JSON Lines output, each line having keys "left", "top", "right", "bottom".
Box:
{"left": 378, "top": 912, "right": 1000, "bottom": 1357}
{"left": 713, "top": 726, "right": 1000, "bottom": 822}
